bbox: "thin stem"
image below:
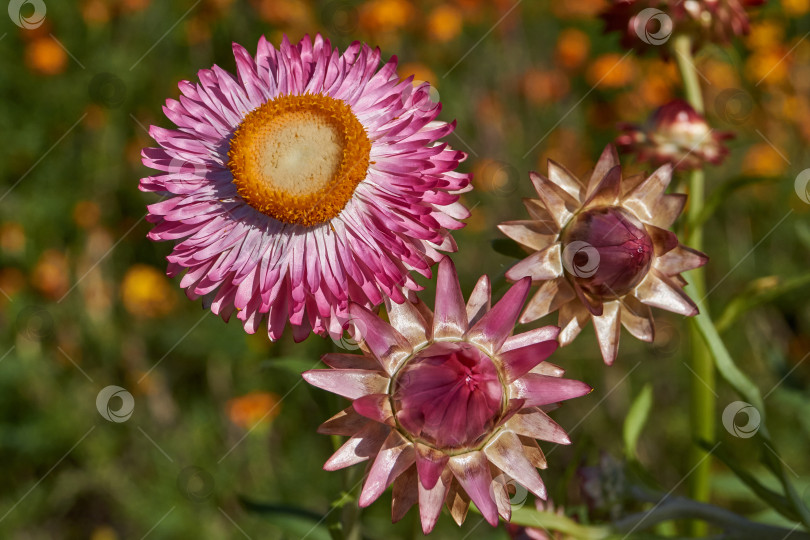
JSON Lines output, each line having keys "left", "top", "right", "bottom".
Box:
{"left": 672, "top": 33, "right": 715, "bottom": 537}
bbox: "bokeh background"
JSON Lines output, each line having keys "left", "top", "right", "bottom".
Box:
{"left": 1, "top": 0, "right": 809, "bottom": 538}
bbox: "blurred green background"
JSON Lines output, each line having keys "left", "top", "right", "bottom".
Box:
{"left": 1, "top": 0, "right": 809, "bottom": 538}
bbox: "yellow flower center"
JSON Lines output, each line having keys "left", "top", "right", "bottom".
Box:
{"left": 228, "top": 93, "right": 372, "bottom": 226}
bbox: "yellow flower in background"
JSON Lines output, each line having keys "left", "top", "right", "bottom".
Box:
{"left": 121, "top": 264, "right": 176, "bottom": 318}
{"left": 227, "top": 391, "right": 281, "bottom": 430}
{"left": 427, "top": 4, "right": 464, "bottom": 43}
{"left": 555, "top": 28, "right": 590, "bottom": 70}
{"left": 783, "top": 0, "right": 810, "bottom": 16}
{"left": 25, "top": 37, "right": 68, "bottom": 76}
{"left": 742, "top": 143, "right": 788, "bottom": 177}
{"left": 586, "top": 53, "right": 637, "bottom": 88}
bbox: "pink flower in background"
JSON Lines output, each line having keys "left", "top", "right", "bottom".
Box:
{"left": 303, "top": 258, "right": 591, "bottom": 533}
{"left": 140, "top": 34, "right": 470, "bottom": 342}
{"left": 602, "top": 0, "right": 765, "bottom": 54}
{"left": 616, "top": 99, "right": 733, "bottom": 170}
{"left": 498, "top": 145, "right": 707, "bottom": 365}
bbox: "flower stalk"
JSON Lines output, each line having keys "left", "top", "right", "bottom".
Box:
{"left": 672, "top": 33, "right": 715, "bottom": 537}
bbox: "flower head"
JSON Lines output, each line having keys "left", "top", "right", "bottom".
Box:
{"left": 498, "top": 145, "right": 707, "bottom": 365}
{"left": 140, "top": 34, "right": 470, "bottom": 342}
{"left": 616, "top": 99, "right": 733, "bottom": 171}
{"left": 602, "top": 0, "right": 765, "bottom": 54}
{"left": 303, "top": 258, "right": 591, "bottom": 534}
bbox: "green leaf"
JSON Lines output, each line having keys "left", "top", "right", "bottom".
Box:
{"left": 497, "top": 505, "right": 612, "bottom": 539}
{"left": 685, "top": 282, "right": 767, "bottom": 430}
{"left": 759, "top": 439, "right": 810, "bottom": 530}
{"left": 623, "top": 384, "right": 653, "bottom": 461}
{"left": 715, "top": 273, "right": 810, "bottom": 332}
{"left": 697, "top": 439, "right": 798, "bottom": 522}
{"left": 238, "top": 497, "right": 331, "bottom": 540}
{"left": 491, "top": 238, "right": 526, "bottom": 259}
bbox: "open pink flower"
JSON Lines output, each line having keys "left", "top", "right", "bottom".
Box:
{"left": 303, "top": 258, "right": 592, "bottom": 534}
{"left": 140, "top": 34, "right": 470, "bottom": 342}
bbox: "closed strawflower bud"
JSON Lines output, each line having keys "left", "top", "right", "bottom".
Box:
{"left": 616, "top": 99, "right": 733, "bottom": 171}
{"left": 561, "top": 207, "right": 656, "bottom": 299}
{"left": 499, "top": 145, "right": 708, "bottom": 365}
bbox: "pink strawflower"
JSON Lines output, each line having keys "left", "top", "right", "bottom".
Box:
{"left": 499, "top": 145, "right": 707, "bottom": 365}
{"left": 602, "top": 0, "right": 765, "bottom": 54}
{"left": 140, "top": 34, "right": 471, "bottom": 342}
{"left": 303, "top": 258, "right": 592, "bottom": 534}
{"left": 616, "top": 99, "right": 733, "bottom": 170}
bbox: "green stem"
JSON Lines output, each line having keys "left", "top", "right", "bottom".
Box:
{"left": 672, "top": 33, "right": 715, "bottom": 537}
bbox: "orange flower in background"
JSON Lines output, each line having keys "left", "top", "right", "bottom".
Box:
{"left": 551, "top": 0, "right": 606, "bottom": 18}
{"left": 745, "top": 48, "right": 790, "bottom": 85}
{"left": 25, "top": 37, "right": 68, "bottom": 76}
{"left": 0, "top": 268, "right": 26, "bottom": 305}
{"left": 227, "top": 391, "right": 281, "bottom": 429}
{"left": 523, "top": 69, "right": 570, "bottom": 105}
{"left": 741, "top": 143, "right": 788, "bottom": 177}
{"left": 120, "top": 0, "right": 151, "bottom": 13}
{"left": 359, "top": 0, "right": 414, "bottom": 34}
{"left": 556, "top": 28, "right": 590, "bottom": 70}
{"left": 73, "top": 201, "right": 102, "bottom": 229}
{"left": 427, "top": 4, "right": 464, "bottom": 42}
{"left": 746, "top": 20, "right": 785, "bottom": 50}
{"left": 32, "top": 250, "right": 70, "bottom": 300}
{"left": 0, "top": 222, "right": 26, "bottom": 255}
{"left": 81, "top": 0, "right": 111, "bottom": 26}
{"left": 586, "top": 53, "right": 637, "bottom": 89}
{"left": 253, "top": 0, "right": 311, "bottom": 26}
{"left": 121, "top": 264, "right": 176, "bottom": 318}
{"left": 398, "top": 62, "right": 437, "bottom": 86}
